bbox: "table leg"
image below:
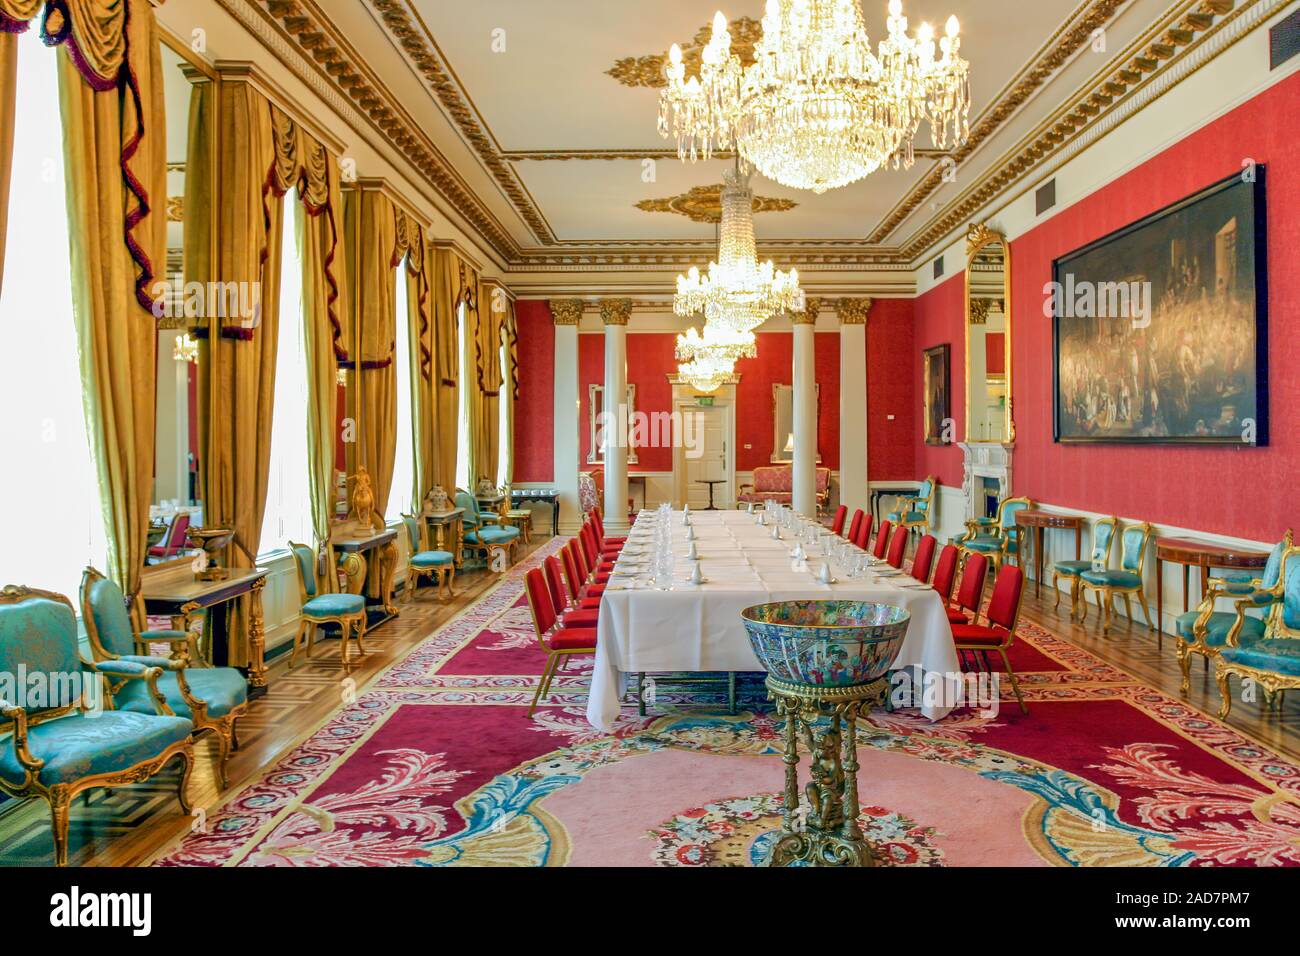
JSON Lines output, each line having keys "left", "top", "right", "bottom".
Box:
{"left": 1182, "top": 565, "right": 1189, "bottom": 613}
{"left": 552, "top": 499, "right": 559, "bottom": 538}
{"left": 1035, "top": 526, "right": 1045, "bottom": 597}
{"left": 1155, "top": 556, "right": 1164, "bottom": 637}
{"left": 1200, "top": 562, "right": 1210, "bottom": 602}
{"left": 248, "top": 576, "right": 268, "bottom": 689}
{"left": 1075, "top": 526, "right": 1082, "bottom": 561}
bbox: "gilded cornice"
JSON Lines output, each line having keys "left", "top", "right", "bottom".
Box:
{"left": 549, "top": 300, "right": 584, "bottom": 326}
{"left": 636, "top": 184, "right": 797, "bottom": 224}
{"left": 599, "top": 299, "right": 634, "bottom": 326}
{"left": 836, "top": 298, "right": 874, "bottom": 325}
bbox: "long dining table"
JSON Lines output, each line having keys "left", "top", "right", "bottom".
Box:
{"left": 589, "top": 509, "right": 960, "bottom": 731}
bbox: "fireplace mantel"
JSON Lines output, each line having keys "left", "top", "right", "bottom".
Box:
{"left": 959, "top": 442, "right": 1014, "bottom": 520}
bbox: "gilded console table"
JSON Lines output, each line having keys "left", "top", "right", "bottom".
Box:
{"left": 422, "top": 507, "right": 465, "bottom": 568}
{"left": 1015, "top": 510, "right": 1084, "bottom": 597}
{"left": 332, "top": 527, "right": 400, "bottom": 628}
{"left": 140, "top": 565, "right": 270, "bottom": 695}
{"left": 1154, "top": 537, "right": 1270, "bottom": 647}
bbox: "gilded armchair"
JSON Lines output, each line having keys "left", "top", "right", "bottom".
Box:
{"left": 1078, "top": 522, "right": 1155, "bottom": 636}
{"left": 1174, "top": 530, "right": 1292, "bottom": 697}
{"left": 956, "top": 496, "right": 1032, "bottom": 576}
{"left": 82, "top": 567, "right": 249, "bottom": 789}
{"left": 1215, "top": 543, "right": 1300, "bottom": 719}
{"left": 456, "top": 490, "right": 520, "bottom": 572}
{"left": 288, "top": 542, "right": 369, "bottom": 671}
{"left": 0, "top": 585, "right": 194, "bottom": 865}
{"left": 887, "top": 476, "right": 937, "bottom": 535}
{"left": 401, "top": 514, "right": 455, "bottom": 601}
{"left": 1051, "top": 515, "right": 1119, "bottom": 619}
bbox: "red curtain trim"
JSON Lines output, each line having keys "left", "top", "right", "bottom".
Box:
{"left": 0, "top": 12, "right": 30, "bottom": 32}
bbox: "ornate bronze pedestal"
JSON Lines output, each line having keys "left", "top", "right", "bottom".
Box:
{"left": 766, "top": 674, "right": 889, "bottom": 868}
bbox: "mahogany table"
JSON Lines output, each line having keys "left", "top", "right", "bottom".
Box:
{"left": 1154, "top": 537, "right": 1270, "bottom": 644}
{"left": 1015, "top": 510, "right": 1084, "bottom": 597}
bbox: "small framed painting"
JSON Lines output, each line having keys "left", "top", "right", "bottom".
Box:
{"left": 923, "top": 344, "right": 951, "bottom": 446}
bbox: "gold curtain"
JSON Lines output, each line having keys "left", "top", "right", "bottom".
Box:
{"left": 57, "top": 0, "right": 165, "bottom": 600}
{"left": 406, "top": 225, "right": 435, "bottom": 511}
{"left": 500, "top": 296, "right": 518, "bottom": 487}
{"left": 183, "top": 76, "right": 213, "bottom": 511}
{"left": 202, "top": 81, "right": 278, "bottom": 668}
{"left": 0, "top": 27, "right": 17, "bottom": 298}
{"left": 344, "top": 187, "right": 397, "bottom": 525}
{"left": 431, "top": 245, "right": 468, "bottom": 494}
{"left": 298, "top": 136, "right": 345, "bottom": 547}
{"left": 472, "top": 280, "right": 506, "bottom": 488}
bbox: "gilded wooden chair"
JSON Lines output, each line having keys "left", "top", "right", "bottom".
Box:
{"left": 456, "top": 490, "right": 520, "bottom": 571}
{"left": 82, "top": 567, "right": 247, "bottom": 788}
{"left": 1216, "top": 544, "right": 1300, "bottom": 719}
{"left": 1051, "top": 516, "right": 1119, "bottom": 619}
{"left": 0, "top": 585, "right": 194, "bottom": 865}
{"left": 400, "top": 514, "right": 455, "bottom": 601}
{"left": 957, "top": 496, "right": 1032, "bottom": 576}
{"left": 1174, "top": 531, "right": 1291, "bottom": 697}
{"left": 1078, "top": 522, "right": 1155, "bottom": 635}
{"left": 887, "top": 475, "right": 937, "bottom": 536}
{"left": 288, "top": 542, "right": 368, "bottom": 671}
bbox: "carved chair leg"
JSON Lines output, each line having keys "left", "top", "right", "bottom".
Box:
{"left": 1052, "top": 573, "right": 1061, "bottom": 610}
{"left": 229, "top": 716, "right": 240, "bottom": 751}
{"left": 1176, "top": 643, "right": 1192, "bottom": 697}
{"left": 177, "top": 745, "right": 195, "bottom": 814}
{"left": 49, "top": 790, "right": 72, "bottom": 867}
{"left": 1215, "top": 666, "right": 1232, "bottom": 720}
{"left": 214, "top": 724, "right": 233, "bottom": 789}
{"left": 339, "top": 620, "right": 351, "bottom": 671}
{"left": 1122, "top": 593, "right": 1134, "bottom": 627}
{"left": 1137, "top": 589, "right": 1154, "bottom": 629}
{"left": 305, "top": 621, "right": 317, "bottom": 659}
{"left": 355, "top": 613, "right": 368, "bottom": 655}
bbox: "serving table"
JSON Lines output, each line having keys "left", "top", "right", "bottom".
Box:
{"left": 511, "top": 488, "right": 560, "bottom": 537}
{"left": 590, "top": 511, "right": 960, "bottom": 731}
{"left": 140, "top": 564, "right": 269, "bottom": 695}
{"left": 1015, "top": 510, "right": 1084, "bottom": 597}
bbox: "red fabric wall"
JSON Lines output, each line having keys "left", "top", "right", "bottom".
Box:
{"left": 512, "top": 300, "right": 555, "bottom": 482}
{"left": 867, "top": 298, "right": 917, "bottom": 481}
{"left": 732, "top": 331, "right": 840, "bottom": 472}
{"left": 913, "top": 274, "right": 966, "bottom": 488}
{"left": 1011, "top": 72, "right": 1300, "bottom": 541}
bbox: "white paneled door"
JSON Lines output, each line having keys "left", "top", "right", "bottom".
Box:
{"left": 683, "top": 403, "right": 733, "bottom": 510}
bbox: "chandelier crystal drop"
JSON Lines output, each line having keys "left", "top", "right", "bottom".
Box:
{"left": 675, "top": 325, "right": 756, "bottom": 393}
{"left": 673, "top": 166, "right": 803, "bottom": 335}
{"left": 658, "top": 0, "right": 971, "bottom": 194}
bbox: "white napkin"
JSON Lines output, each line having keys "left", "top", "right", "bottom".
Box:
{"left": 685, "top": 526, "right": 696, "bottom": 541}
{"left": 688, "top": 562, "right": 704, "bottom": 585}
{"left": 816, "top": 562, "right": 833, "bottom": 584}
{"left": 686, "top": 541, "right": 699, "bottom": 561}
{"left": 790, "top": 542, "right": 806, "bottom": 561}
{"left": 770, "top": 526, "right": 781, "bottom": 540}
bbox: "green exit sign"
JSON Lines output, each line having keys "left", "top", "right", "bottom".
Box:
{"left": 697, "top": 396, "right": 715, "bottom": 407}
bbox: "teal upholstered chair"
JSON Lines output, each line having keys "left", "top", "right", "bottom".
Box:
{"left": 956, "top": 496, "right": 1032, "bottom": 576}
{"left": 1216, "top": 543, "right": 1300, "bottom": 719}
{"left": 456, "top": 490, "right": 520, "bottom": 572}
{"left": 82, "top": 567, "right": 247, "bottom": 788}
{"left": 0, "top": 585, "right": 194, "bottom": 865}
{"left": 1079, "top": 521, "right": 1155, "bottom": 635}
{"left": 1051, "top": 515, "right": 1119, "bottom": 619}
{"left": 887, "top": 476, "right": 936, "bottom": 536}
{"left": 401, "top": 514, "right": 455, "bottom": 601}
{"left": 288, "top": 542, "right": 368, "bottom": 671}
{"left": 1174, "top": 530, "right": 1292, "bottom": 697}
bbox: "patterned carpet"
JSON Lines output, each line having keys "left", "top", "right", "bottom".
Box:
{"left": 151, "top": 541, "right": 1300, "bottom": 867}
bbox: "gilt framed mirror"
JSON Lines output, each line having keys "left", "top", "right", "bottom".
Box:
{"left": 587, "top": 383, "right": 638, "bottom": 465}
{"left": 964, "top": 223, "right": 1014, "bottom": 443}
{"left": 770, "top": 383, "right": 821, "bottom": 463}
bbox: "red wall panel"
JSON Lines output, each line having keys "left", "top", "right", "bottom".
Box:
{"left": 913, "top": 274, "right": 966, "bottom": 488}
{"left": 1011, "top": 72, "right": 1300, "bottom": 542}
{"left": 867, "top": 298, "right": 917, "bottom": 481}
{"left": 512, "top": 300, "right": 555, "bottom": 482}
{"left": 734, "top": 332, "right": 841, "bottom": 472}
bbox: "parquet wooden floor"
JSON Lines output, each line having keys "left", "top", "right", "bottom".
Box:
{"left": 1, "top": 538, "right": 1294, "bottom": 866}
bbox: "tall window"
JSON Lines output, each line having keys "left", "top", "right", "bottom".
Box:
{"left": 454, "top": 302, "right": 471, "bottom": 492}
{"left": 0, "top": 30, "right": 106, "bottom": 598}
{"left": 386, "top": 269, "right": 414, "bottom": 522}
{"left": 257, "top": 198, "right": 314, "bottom": 555}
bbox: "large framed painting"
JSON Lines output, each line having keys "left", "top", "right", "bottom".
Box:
{"left": 1052, "top": 169, "right": 1268, "bottom": 445}
{"left": 922, "top": 344, "right": 951, "bottom": 446}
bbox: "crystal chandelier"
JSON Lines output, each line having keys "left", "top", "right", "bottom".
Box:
{"left": 674, "top": 166, "right": 802, "bottom": 334}
{"left": 675, "top": 325, "right": 756, "bottom": 393}
{"left": 659, "top": 0, "right": 971, "bottom": 194}
{"left": 172, "top": 332, "right": 199, "bottom": 364}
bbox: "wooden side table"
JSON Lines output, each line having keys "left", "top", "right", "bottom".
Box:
{"left": 1154, "top": 538, "right": 1270, "bottom": 645}
{"left": 1015, "top": 510, "right": 1085, "bottom": 597}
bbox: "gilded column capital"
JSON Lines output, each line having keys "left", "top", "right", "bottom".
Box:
{"left": 836, "top": 297, "right": 874, "bottom": 325}
{"left": 549, "top": 299, "right": 584, "bottom": 326}
{"left": 790, "top": 296, "right": 821, "bottom": 326}
{"left": 599, "top": 298, "right": 633, "bottom": 326}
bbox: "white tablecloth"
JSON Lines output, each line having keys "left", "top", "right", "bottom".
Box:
{"left": 588, "top": 511, "right": 960, "bottom": 730}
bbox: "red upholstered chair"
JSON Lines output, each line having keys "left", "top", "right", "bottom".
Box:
{"left": 872, "top": 520, "right": 893, "bottom": 559}
{"left": 830, "top": 505, "right": 848, "bottom": 537}
{"left": 588, "top": 508, "right": 626, "bottom": 549}
{"left": 524, "top": 568, "right": 597, "bottom": 717}
{"left": 845, "top": 509, "right": 864, "bottom": 543}
{"left": 579, "top": 523, "right": 615, "bottom": 579}
{"left": 852, "top": 513, "right": 873, "bottom": 550}
{"left": 561, "top": 542, "right": 602, "bottom": 608}
{"left": 572, "top": 535, "right": 610, "bottom": 587}
{"left": 911, "top": 534, "right": 937, "bottom": 583}
{"left": 951, "top": 564, "right": 1028, "bottom": 714}
{"left": 148, "top": 513, "right": 191, "bottom": 560}
{"left": 931, "top": 544, "right": 959, "bottom": 605}
{"left": 948, "top": 552, "right": 989, "bottom": 626}
{"left": 545, "top": 555, "right": 598, "bottom": 628}
{"left": 886, "top": 525, "right": 909, "bottom": 569}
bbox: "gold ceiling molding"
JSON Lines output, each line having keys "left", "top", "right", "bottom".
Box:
{"left": 599, "top": 298, "right": 634, "bottom": 326}
{"left": 503, "top": 147, "right": 948, "bottom": 162}
{"left": 836, "top": 298, "right": 874, "bottom": 325}
{"left": 966, "top": 223, "right": 1005, "bottom": 257}
{"left": 607, "top": 16, "right": 764, "bottom": 89}
{"left": 549, "top": 300, "right": 585, "bottom": 326}
{"left": 243, "top": 0, "right": 520, "bottom": 264}
{"left": 635, "top": 184, "right": 797, "bottom": 224}
{"left": 896, "top": 0, "right": 1249, "bottom": 261}
{"left": 363, "top": 0, "right": 555, "bottom": 245}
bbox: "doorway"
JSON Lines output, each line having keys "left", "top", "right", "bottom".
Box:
{"left": 682, "top": 402, "right": 733, "bottom": 510}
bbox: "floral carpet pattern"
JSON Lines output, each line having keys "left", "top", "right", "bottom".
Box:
{"left": 152, "top": 541, "right": 1300, "bottom": 867}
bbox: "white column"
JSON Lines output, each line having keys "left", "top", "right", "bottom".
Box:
{"left": 837, "top": 298, "right": 872, "bottom": 517}
{"left": 600, "top": 298, "right": 632, "bottom": 534}
{"left": 550, "top": 300, "right": 582, "bottom": 535}
{"left": 791, "top": 299, "right": 819, "bottom": 517}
